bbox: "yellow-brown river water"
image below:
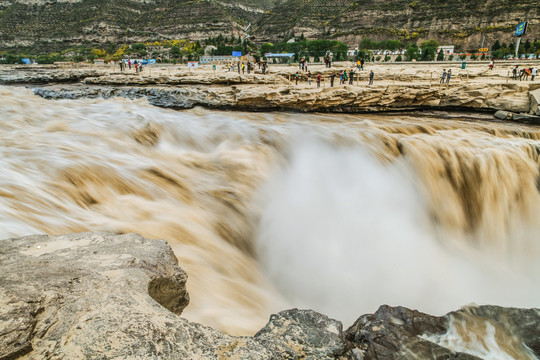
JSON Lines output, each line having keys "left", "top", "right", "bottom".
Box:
{"left": 1, "top": 86, "right": 539, "bottom": 357}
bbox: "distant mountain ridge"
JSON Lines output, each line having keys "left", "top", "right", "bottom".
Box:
{"left": 0, "top": 0, "right": 538, "bottom": 52}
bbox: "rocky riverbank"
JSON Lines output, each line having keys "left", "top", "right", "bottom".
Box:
{"left": 2, "top": 63, "right": 540, "bottom": 119}
{"left": 1, "top": 232, "right": 539, "bottom": 360}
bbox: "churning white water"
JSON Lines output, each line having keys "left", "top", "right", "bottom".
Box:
{"left": 1, "top": 86, "right": 540, "bottom": 340}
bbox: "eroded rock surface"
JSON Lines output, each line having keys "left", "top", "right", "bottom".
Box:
{"left": 0, "top": 233, "right": 351, "bottom": 359}
{"left": 32, "top": 82, "right": 534, "bottom": 114}
{"left": 1, "top": 232, "right": 539, "bottom": 359}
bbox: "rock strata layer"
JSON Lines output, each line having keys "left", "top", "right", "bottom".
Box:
{"left": 1, "top": 232, "right": 539, "bottom": 359}
{"left": 33, "top": 82, "right": 536, "bottom": 114}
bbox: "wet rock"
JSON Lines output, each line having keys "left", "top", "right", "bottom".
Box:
{"left": 345, "top": 304, "right": 540, "bottom": 360}
{"left": 494, "top": 110, "right": 512, "bottom": 120}
{"left": 512, "top": 113, "right": 540, "bottom": 124}
{"left": 345, "top": 305, "right": 480, "bottom": 360}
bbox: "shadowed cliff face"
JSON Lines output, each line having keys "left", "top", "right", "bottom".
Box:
{"left": 0, "top": 0, "right": 538, "bottom": 51}
{"left": 1, "top": 86, "right": 540, "bottom": 339}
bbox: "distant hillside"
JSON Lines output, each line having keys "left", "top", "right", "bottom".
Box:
{"left": 0, "top": 0, "right": 538, "bottom": 52}
{"left": 255, "top": 0, "right": 540, "bottom": 49}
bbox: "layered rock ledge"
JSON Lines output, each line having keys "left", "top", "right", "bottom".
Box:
{"left": 32, "top": 82, "right": 538, "bottom": 115}
{"left": 2, "top": 63, "right": 540, "bottom": 119}
{"left": 1, "top": 232, "right": 539, "bottom": 359}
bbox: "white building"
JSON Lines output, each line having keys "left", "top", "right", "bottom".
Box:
{"left": 437, "top": 45, "right": 455, "bottom": 54}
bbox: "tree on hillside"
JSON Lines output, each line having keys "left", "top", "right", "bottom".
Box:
{"left": 131, "top": 43, "right": 147, "bottom": 56}
{"left": 406, "top": 44, "right": 419, "bottom": 61}
{"left": 492, "top": 40, "right": 501, "bottom": 51}
{"left": 359, "top": 38, "right": 379, "bottom": 50}
{"left": 420, "top": 40, "right": 439, "bottom": 61}
{"left": 260, "top": 42, "right": 273, "bottom": 55}
{"left": 170, "top": 46, "right": 181, "bottom": 58}
{"left": 380, "top": 39, "right": 401, "bottom": 50}
{"left": 524, "top": 39, "right": 532, "bottom": 53}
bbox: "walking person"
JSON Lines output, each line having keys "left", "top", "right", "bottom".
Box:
{"left": 440, "top": 69, "right": 447, "bottom": 83}
{"left": 360, "top": 58, "right": 364, "bottom": 70}
{"left": 446, "top": 69, "right": 452, "bottom": 84}
{"left": 295, "top": 71, "right": 299, "bottom": 85}
{"left": 307, "top": 71, "right": 312, "bottom": 85}
{"left": 489, "top": 60, "right": 494, "bottom": 70}
{"left": 316, "top": 73, "right": 321, "bottom": 88}
{"left": 330, "top": 72, "right": 336, "bottom": 87}
{"left": 369, "top": 70, "right": 374, "bottom": 85}
{"left": 349, "top": 69, "right": 354, "bottom": 85}
{"left": 343, "top": 70, "right": 348, "bottom": 85}
{"left": 512, "top": 66, "right": 518, "bottom": 80}
{"left": 128, "top": 60, "right": 131, "bottom": 70}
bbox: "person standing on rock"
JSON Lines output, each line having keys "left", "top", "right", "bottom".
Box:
{"left": 316, "top": 73, "right": 321, "bottom": 88}
{"left": 446, "top": 69, "right": 452, "bottom": 84}
{"left": 237, "top": 61, "right": 241, "bottom": 74}
{"left": 489, "top": 60, "right": 494, "bottom": 70}
{"left": 330, "top": 72, "right": 336, "bottom": 87}
{"left": 325, "top": 57, "right": 329, "bottom": 68}
{"left": 128, "top": 60, "right": 131, "bottom": 70}
{"left": 119, "top": 61, "right": 123, "bottom": 72}
{"left": 295, "top": 71, "right": 299, "bottom": 85}
{"left": 360, "top": 58, "right": 365, "bottom": 70}
{"left": 513, "top": 66, "right": 518, "bottom": 80}
{"left": 369, "top": 70, "right": 374, "bottom": 85}
{"left": 349, "top": 69, "right": 354, "bottom": 85}
{"left": 307, "top": 71, "right": 312, "bottom": 85}
{"left": 440, "top": 69, "right": 447, "bottom": 83}
{"left": 532, "top": 67, "right": 537, "bottom": 81}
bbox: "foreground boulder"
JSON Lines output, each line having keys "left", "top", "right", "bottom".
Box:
{"left": 1, "top": 232, "right": 539, "bottom": 359}
{"left": 0, "top": 233, "right": 349, "bottom": 359}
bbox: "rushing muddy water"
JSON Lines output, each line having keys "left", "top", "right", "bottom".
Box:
{"left": 1, "top": 86, "right": 540, "bottom": 348}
